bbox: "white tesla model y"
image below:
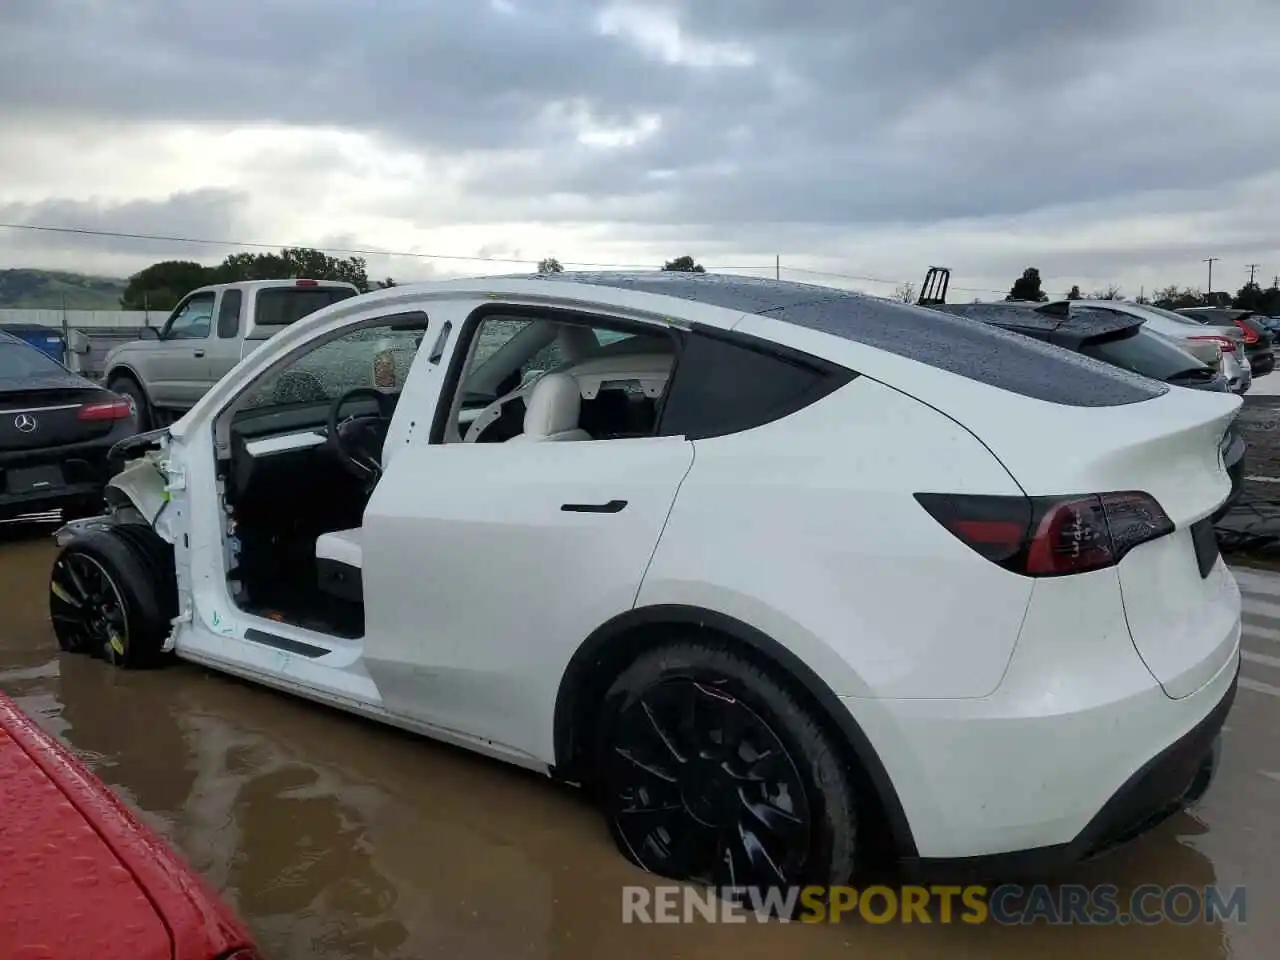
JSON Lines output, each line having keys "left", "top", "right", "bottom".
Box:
{"left": 49, "top": 273, "right": 1242, "bottom": 892}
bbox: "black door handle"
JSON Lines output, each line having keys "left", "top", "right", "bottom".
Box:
{"left": 193, "top": 349, "right": 205, "bottom": 358}
{"left": 561, "top": 499, "right": 628, "bottom": 514}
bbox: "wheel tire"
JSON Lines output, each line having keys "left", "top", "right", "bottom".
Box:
{"left": 595, "top": 642, "right": 859, "bottom": 907}
{"left": 107, "top": 376, "right": 151, "bottom": 432}
{"left": 49, "top": 527, "right": 178, "bottom": 668}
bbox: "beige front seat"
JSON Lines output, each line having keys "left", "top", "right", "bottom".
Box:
{"left": 508, "top": 372, "right": 590, "bottom": 442}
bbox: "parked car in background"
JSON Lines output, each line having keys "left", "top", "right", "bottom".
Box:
{"left": 934, "top": 301, "right": 1246, "bottom": 519}
{"left": 103, "top": 278, "right": 361, "bottom": 430}
{"left": 1176, "top": 307, "right": 1276, "bottom": 378}
{"left": 1041, "top": 299, "right": 1252, "bottom": 394}
{"left": 0, "top": 691, "right": 260, "bottom": 959}
{"left": 51, "top": 273, "right": 1242, "bottom": 897}
{"left": 1, "top": 329, "right": 137, "bottom": 521}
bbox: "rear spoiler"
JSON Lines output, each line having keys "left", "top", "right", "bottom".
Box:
{"left": 934, "top": 301, "right": 1144, "bottom": 351}
{"left": 1070, "top": 319, "right": 1145, "bottom": 349}
{"left": 912, "top": 270, "right": 1137, "bottom": 350}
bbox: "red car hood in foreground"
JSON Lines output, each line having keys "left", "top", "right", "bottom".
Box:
{"left": 0, "top": 691, "right": 257, "bottom": 960}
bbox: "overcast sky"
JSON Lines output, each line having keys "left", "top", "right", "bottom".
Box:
{"left": 2, "top": 0, "right": 1278, "bottom": 300}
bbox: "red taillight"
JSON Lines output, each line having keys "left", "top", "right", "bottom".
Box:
{"left": 1233, "top": 319, "right": 1259, "bottom": 344}
{"left": 295, "top": 278, "right": 319, "bottom": 287}
{"left": 915, "top": 491, "right": 1174, "bottom": 577}
{"left": 76, "top": 397, "right": 133, "bottom": 421}
{"left": 1188, "top": 334, "right": 1236, "bottom": 354}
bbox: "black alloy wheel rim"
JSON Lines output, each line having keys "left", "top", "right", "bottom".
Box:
{"left": 603, "top": 678, "right": 813, "bottom": 890}
{"left": 50, "top": 553, "right": 129, "bottom": 661}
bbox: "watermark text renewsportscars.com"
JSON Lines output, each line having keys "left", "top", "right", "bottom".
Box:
{"left": 622, "top": 884, "right": 1248, "bottom": 925}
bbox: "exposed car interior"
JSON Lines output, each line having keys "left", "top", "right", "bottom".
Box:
{"left": 212, "top": 312, "right": 677, "bottom": 639}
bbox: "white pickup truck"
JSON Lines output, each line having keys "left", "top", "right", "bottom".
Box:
{"left": 103, "top": 278, "right": 360, "bottom": 428}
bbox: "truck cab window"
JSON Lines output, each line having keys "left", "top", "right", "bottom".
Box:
{"left": 164, "top": 293, "right": 215, "bottom": 340}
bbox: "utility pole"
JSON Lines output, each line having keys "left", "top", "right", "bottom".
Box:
{"left": 1204, "top": 257, "right": 1219, "bottom": 294}
{"left": 1247, "top": 263, "right": 1260, "bottom": 285}
{"left": 60, "top": 293, "right": 69, "bottom": 365}
{"left": 775, "top": 255, "right": 780, "bottom": 281}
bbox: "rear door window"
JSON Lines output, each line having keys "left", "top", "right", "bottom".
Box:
{"left": 217, "top": 289, "right": 243, "bottom": 338}
{"left": 657, "top": 330, "right": 854, "bottom": 439}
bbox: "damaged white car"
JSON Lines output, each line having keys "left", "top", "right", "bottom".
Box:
{"left": 48, "top": 273, "right": 1242, "bottom": 895}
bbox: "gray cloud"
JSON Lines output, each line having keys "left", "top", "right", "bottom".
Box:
{"left": 0, "top": 0, "right": 764, "bottom": 152}
{"left": 0, "top": 189, "right": 251, "bottom": 261}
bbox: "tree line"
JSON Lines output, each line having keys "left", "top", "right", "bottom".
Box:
{"left": 122, "top": 249, "right": 1280, "bottom": 317}
{"left": 122, "top": 250, "right": 710, "bottom": 311}
{"left": 1005, "top": 266, "right": 1280, "bottom": 314}
{"left": 536, "top": 255, "right": 705, "bottom": 273}
{"left": 121, "top": 248, "right": 396, "bottom": 311}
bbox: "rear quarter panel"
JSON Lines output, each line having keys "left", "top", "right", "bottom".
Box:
{"left": 638, "top": 375, "right": 1035, "bottom": 700}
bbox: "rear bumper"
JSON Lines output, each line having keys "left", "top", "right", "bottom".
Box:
{"left": 0, "top": 428, "right": 131, "bottom": 518}
{"left": 1224, "top": 351, "right": 1251, "bottom": 393}
{"left": 899, "top": 666, "right": 1237, "bottom": 882}
{"left": 1247, "top": 349, "right": 1274, "bottom": 377}
{"left": 852, "top": 565, "right": 1241, "bottom": 873}
{"left": 1074, "top": 672, "right": 1230, "bottom": 856}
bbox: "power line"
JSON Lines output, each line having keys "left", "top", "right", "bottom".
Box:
{"left": 1247, "top": 263, "right": 1261, "bottom": 285}
{"left": 3, "top": 219, "right": 943, "bottom": 287}
{"left": 780, "top": 264, "right": 1005, "bottom": 295}
{"left": 0, "top": 218, "right": 1055, "bottom": 298}
{"left": 0, "top": 221, "right": 668, "bottom": 270}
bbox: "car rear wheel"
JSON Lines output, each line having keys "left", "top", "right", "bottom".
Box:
{"left": 595, "top": 642, "right": 859, "bottom": 905}
{"left": 49, "top": 527, "right": 177, "bottom": 668}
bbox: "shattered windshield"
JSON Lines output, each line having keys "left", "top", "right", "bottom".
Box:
{"left": 240, "top": 326, "right": 425, "bottom": 410}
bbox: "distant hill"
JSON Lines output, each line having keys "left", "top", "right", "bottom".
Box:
{"left": 0, "top": 269, "right": 128, "bottom": 309}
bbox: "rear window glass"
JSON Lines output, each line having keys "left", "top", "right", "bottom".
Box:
{"left": 543, "top": 274, "right": 1167, "bottom": 407}
{"left": 254, "top": 286, "right": 357, "bottom": 327}
{"left": 1080, "top": 330, "right": 1203, "bottom": 382}
{"left": 0, "top": 340, "right": 64, "bottom": 379}
{"left": 767, "top": 298, "right": 1167, "bottom": 407}
{"left": 1141, "top": 305, "right": 1206, "bottom": 326}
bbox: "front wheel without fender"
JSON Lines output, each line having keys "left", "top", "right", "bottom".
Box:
{"left": 594, "top": 642, "right": 860, "bottom": 911}
{"left": 107, "top": 376, "right": 151, "bottom": 432}
{"left": 49, "top": 527, "right": 178, "bottom": 668}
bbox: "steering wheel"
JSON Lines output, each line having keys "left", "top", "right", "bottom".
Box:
{"left": 327, "top": 387, "right": 395, "bottom": 487}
